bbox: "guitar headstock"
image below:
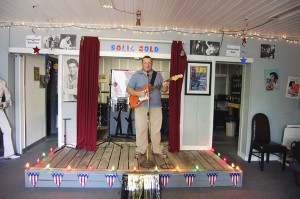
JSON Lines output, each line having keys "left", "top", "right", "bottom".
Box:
{"left": 170, "top": 74, "right": 183, "bottom": 81}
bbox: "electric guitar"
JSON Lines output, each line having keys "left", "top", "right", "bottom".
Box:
{"left": 129, "top": 74, "right": 183, "bottom": 108}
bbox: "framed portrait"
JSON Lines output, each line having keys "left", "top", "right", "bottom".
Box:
{"left": 260, "top": 44, "right": 275, "bottom": 59}
{"left": 264, "top": 68, "right": 279, "bottom": 91}
{"left": 59, "top": 34, "right": 76, "bottom": 50}
{"left": 185, "top": 62, "right": 212, "bottom": 95}
{"left": 286, "top": 76, "right": 300, "bottom": 99}
{"left": 63, "top": 56, "right": 79, "bottom": 101}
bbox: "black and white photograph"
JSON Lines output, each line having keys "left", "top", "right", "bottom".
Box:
{"left": 63, "top": 56, "right": 79, "bottom": 101}
{"left": 59, "top": 34, "right": 76, "bottom": 49}
{"left": 260, "top": 44, "right": 275, "bottom": 59}
{"left": 190, "top": 40, "right": 220, "bottom": 56}
{"left": 190, "top": 40, "right": 206, "bottom": 55}
{"left": 43, "top": 35, "right": 60, "bottom": 49}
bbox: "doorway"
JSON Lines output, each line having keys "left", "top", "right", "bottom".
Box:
{"left": 213, "top": 63, "right": 243, "bottom": 153}
{"left": 46, "top": 56, "right": 58, "bottom": 137}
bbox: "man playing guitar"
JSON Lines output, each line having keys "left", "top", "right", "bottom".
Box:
{"left": 126, "top": 56, "right": 169, "bottom": 159}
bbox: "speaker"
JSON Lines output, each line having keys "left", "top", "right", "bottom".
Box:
{"left": 109, "top": 111, "right": 120, "bottom": 135}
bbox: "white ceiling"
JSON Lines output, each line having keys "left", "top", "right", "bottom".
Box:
{"left": 1, "top": 0, "right": 300, "bottom": 40}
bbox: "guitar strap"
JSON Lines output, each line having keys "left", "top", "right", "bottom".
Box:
{"left": 150, "top": 71, "right": 157, "bottom": 86}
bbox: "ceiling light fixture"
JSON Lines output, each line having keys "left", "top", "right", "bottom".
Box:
{"left": 270, "top": 5, "right": 300, "bottom": 21}
{"left": 136, "top": 10, "right": 141, "bottom": 26}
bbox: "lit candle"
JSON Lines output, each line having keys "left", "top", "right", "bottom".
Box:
{"left": 67, "top": 165, "right": 71, "bottom": 170}
{"left": 45, "top": 164, "right": 50, "bottom": 169}
{"left": 176, "top": 166, "right": 179, "bottom": 171}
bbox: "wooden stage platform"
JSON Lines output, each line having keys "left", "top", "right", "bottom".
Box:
{"left": 25, "top": 142, "right": 243, "bottom": 188}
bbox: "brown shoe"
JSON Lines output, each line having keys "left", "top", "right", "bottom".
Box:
{"left": 153, "top": 152, "right": 167, "bottom": 159}
{"left": 134, "top": 152, "right": 144, "bottom": 159}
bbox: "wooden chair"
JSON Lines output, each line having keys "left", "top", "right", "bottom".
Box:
{"left": 248, "top": 113, "right": 287, "bottom": 171}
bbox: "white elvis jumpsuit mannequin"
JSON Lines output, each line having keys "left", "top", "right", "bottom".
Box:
{"left": 0, "top": 79, "right": 16, "bottom": 158}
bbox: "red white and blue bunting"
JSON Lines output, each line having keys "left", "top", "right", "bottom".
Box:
{"left": 184, "top": 174, "right": 196, "bottom": 187}
{"left": 207, "top": 173, "right": 218, "bottom": 187}
{"left": 159, "top": 174, "right": 171, "bottom": 187}
{"left": 27, "top": 172, "right": 39, "bottom": 187}
{"left": 105, "top": 174, "right": 117, "bottom": 187}
{"left": 51, "top": 173, "right": 64, "bottom": 187}
{"left": 229, "top": 173, "right": 241, "bottom": 186}
{"left": 77, "top": 173, "right": 89, "bottom": 187}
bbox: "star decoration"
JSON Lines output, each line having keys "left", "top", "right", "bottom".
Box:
{"left": 242, "top": 37, "right": 247, "bottom": 44}
{"left": 33, "top": 46, "right": 40, "bottom": 54}
{"left": 240, "top": 57, "right": 247, "bottom": 64}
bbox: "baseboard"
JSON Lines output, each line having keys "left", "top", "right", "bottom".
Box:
{"left": 22, "top": 136, "right": 47, "bottom": 153}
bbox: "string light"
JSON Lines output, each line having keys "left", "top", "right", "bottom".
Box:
{"left": 45, "top": 164, "right": 50, "bottom": 169}
{"left": 25, "top": 162, "right": 30, "bottom": 169}
{"left": 0, "top": 22, "right": 298, "bottom": 44}
{"left": 133, "top": 166, "right": 136, "bottom": 171}
{"left": 67, "top": 165, "right": 71, "bottom": 170}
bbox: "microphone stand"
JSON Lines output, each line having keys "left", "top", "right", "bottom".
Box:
{"left": 140, "top": 71, "right": 155, "bottom": 168}
{"left": 97, "top": 81, "right": 122, "bottom": 148}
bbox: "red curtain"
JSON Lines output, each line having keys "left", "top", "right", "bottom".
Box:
{"left": 76, "top": 37, "right": 100, "bottom": 151}
{"left": 168, "top": 41, "right": 187, "bottom": 152}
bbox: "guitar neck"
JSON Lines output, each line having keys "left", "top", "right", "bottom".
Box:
{"left": 149, "top": 79, "right": 171, "bottom": 92}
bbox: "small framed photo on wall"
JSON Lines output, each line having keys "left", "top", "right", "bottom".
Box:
{"left": 34, "top": 66, "right": 40, "bottom": 81}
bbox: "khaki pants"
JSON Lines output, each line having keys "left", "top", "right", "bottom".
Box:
{"left": 135, "top": 107, "right": 163, "bottom": 154}
{"left": 0, "top": 109, "right": 15, "bottom": 157}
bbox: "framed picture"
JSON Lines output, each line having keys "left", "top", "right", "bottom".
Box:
{"left": 63, "top": 56, "right": 79, "bottom": 101}
{"left": 59, "top": 34, "right": 76, "bottom": 50}
{"left": 286, "top": 76, "right": 300, "bottom": 99}
{"left": 264, "top": 68, "right": 279, "bottom": 91}
{"left": 190, "top": 40, "right": 220, "bottom": 56}
{"left": 185, "top": 62, "right": 212, "bottom": 95}
{"left": 34, "top": 66, "right": 39, "bottom": 81}
{"left": 260, "top": 44, "right": 275, "bottom": 59}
